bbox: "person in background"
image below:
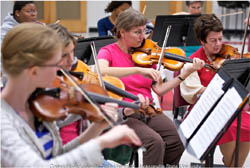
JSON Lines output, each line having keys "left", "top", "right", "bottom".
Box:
{"left": 172, "top": 1, "right": 203, "bottom": 57}
{"left": 180, "top": 14, "right": 250, "bottom": 167}
{"left": 186, "top": 1, "right": 203, "bottom": 15}
{"left": 97, "top": 1, "right": 132, "bottom": 36}
{"left": 1, "top": 1, "right": 39, "bottom": 42}
{"left": 1, "top": 1, "right": 39, "bottom": 88}
{"left": 173, "top": 1, "right": 203, "bottom": 15}
{"left": 97, "top": 8, "right": 205, "bottom": 166}
{"left": 1, "top": 23, "right": 142, "bottom": 167}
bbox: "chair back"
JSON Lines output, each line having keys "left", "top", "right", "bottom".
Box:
{"left": 173, "top": 71, "right": 190, "bottom": 119}
{"left": 173, "top": 71, "right": 189, "bottom": 107}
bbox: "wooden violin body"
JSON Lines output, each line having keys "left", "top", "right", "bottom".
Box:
{"left": 212, "top": 44, "right": 250, "bottom": 69}
{"left": 132, "top": 39, "right": 186, "bottom": 71}
{"left": 30, "top": 76, "right": 140, "bottom": 122}
{"left": 30, "top": 77, "right": 107, "bottom": 122}
{"left": 70, "top": 60, "right": 126, "bottom": 100}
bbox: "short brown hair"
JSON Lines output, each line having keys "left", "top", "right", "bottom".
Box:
{"left": 114, "top": 8, "right": 147, "bottom": 39}
{"left": 48, "top": 23, "right": 76, "bottom": 48}
{"left": 194, "top": 14, "right": 223, "bottom": 43}
{"left": 1, "top": 23, "right": 62, "bottom": 76}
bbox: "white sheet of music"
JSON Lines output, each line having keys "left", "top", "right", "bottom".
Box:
{"left": 180, "top": 74, "right": 225, "bottom": 139}
{"left": 189, "top": 87, "right": 243, "bottom": 159}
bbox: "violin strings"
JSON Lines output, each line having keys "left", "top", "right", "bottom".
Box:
{"left": 59, "top": 67, "right": 116, "bottom": 127}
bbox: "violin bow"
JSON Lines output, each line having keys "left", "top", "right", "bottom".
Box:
{"left": 142, "top": 3, "right": 146, "bottom": 15}
{"left": 90, "top": 41, "right": 106, "bottom": 89}
{"left": 219, "top": 11, "right": 244, "bottom": 17}
{"left": 157, "top": 25, "right": 172, "bottom": 71}
{"left": 59, "top": 67, "right": 116, "bottom": 127}
{"left": 240, "top": 8, "right": 250, "bottom": 59}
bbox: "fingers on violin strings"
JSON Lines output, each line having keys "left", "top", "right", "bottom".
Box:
{"left": 101, "top": 104, "right": 118, "bottom": 120}
{"left": 104, "top": 102, "right": 118, "bottom": 108}
{"left": 151, "top": 69, "right": 160, "bottom": 82}
{"left": 138, "top": 94, "right": 146, "bottom": 109}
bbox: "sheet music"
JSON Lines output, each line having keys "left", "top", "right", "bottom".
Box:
{"left": 180, "top": 74, "right": 225, "bottom": 139}
{"left": 189, "top": 87, "right": 243, "bottom": 159}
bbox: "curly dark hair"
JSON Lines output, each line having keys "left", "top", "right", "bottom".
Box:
{"left": 194, "top": 14, "right": 223, "bottom": 43}
{"left": 13, "top": 1, "right": 34, "bottom": 15}
{"left": 105, "top": 1, "right": 132, "bottom": 13}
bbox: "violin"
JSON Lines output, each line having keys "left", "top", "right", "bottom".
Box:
{"left": 29, "top": 76, "right": 140, "bottom": 122}
{"left": 68, "top": 62, "right": 162, "bottom": 117}
{"left": 132, "top": 39, "right": 185, "bottom": 71}
{"left": 132, "top": 39, "right": 214, "bottom": 71}
{"left": 63, "top": 59, "right": 138, "bottom": 101}
{"left": 212, "top": 44, "right": 250, "bottom": 69}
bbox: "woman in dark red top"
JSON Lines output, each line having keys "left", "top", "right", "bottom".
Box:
{"left": 180, "top": 14, "right": 250, "bottom": 167}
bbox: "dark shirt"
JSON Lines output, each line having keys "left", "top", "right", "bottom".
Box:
{"left": 97, "top": 16, "right": 114, "bottom": 36}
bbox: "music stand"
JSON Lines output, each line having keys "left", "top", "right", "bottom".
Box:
{"left": 222, "top": 58, "right": 250, "bottom": 91}
{"left": 177, "top": 66, "right": 249, "bottom": 167}
{"left": 221, "top": 58, "right": 250, "bottom": 167}
{"left": 152, "top": 15, "right": 201, "bottom": 47}
{"left": 74, "top": 36, "right": 116, "bottom": 65}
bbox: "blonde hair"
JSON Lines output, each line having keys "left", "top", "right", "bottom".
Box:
{"left": 114, "top": 8, "right": 147, "bottom": 39}
{"left": 1, "top": 23, "right": 62, "bottom": 76}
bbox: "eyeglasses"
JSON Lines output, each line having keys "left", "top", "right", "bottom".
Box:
{"left": 207, "top": 38, "right": 222, "bottom": 45}
{"left": 190, "top": 6, "right": 202, "bottom": 10}
{"left": 130, "top": 29, "right": 147, "bottom": 36}
{"left": 22, "top": 9, "right": 37, "bottom": 15}
{"left": 38, "top": 58, "right": 64, "bottom": 68}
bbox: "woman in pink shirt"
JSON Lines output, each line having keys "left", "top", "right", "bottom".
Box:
{"left": 97, "top": 8, "right": 205, "bottom": 166}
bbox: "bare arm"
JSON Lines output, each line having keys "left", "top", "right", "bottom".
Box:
{"left": 153, "top": 58, "right": 205, "bottom": 96}
{"left": 78, "top": 103, "right": 118, "bottom": 144}
{"left": 78, "top": 122, "right": 106, "bottom": 144}
{"left": 98, "top": 59, "right": 161, "bottom": 82}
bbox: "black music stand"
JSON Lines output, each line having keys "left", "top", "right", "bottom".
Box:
{"left": 177, "top": 66, "right": 249, "bottom": 167}
{"left": 74, "top": 36, "right": 116, "bottom": 65}
{"left": 152, "top": 15, "right": 201, "bottom": 47}
{"left": 222, "top": 58, "right": 250, "bottom": 167}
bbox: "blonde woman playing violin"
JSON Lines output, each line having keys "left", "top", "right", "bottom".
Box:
{"left": 180, "top": 14, "right": 250, "bottom": 167}
{"left": 97, "top": 8, "right": 205, "bottom": 166}
{"left": 1, "top": 23, "right": 142, "bottom": 167}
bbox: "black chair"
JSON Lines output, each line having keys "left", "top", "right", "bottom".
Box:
{"left": 173, "top": 71, "right": 189, "bottom": 121}
{"left": 74, "top": 36, "right": 116, "bottom": 65}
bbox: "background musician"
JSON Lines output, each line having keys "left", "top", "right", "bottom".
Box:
{"left": 173, "top": 1, "right": 203, "bottom": 15}
{"left": 1, "top": 23, "right": 141, "bottom": 167}
{"left": 180, "top": 14, "right": 250, "bottom": 167}
{"left": 97, "top": 1, "right": 132, "bottom": 36}
{"left": 186, "top": 1, "right": 203, "bottom": 15}
{"left": 1, "top": 1, "right": 38, "bottom": 42}
{"left": 1, "top": 1, "right": 40, "bottom": 89}
{"left": 97, "top": 8, "right": 205, "bottom": 166}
